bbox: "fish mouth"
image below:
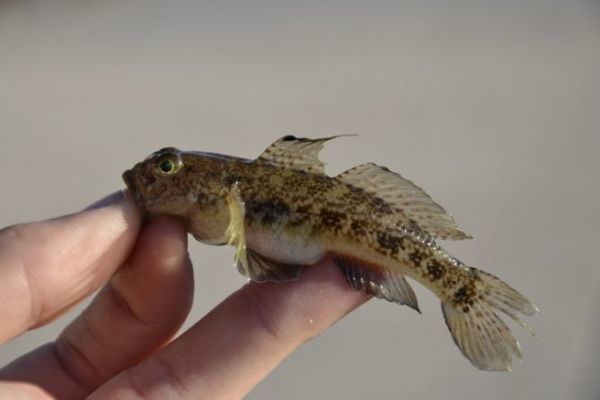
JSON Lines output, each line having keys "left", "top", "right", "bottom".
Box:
{"left": 122, "top": 169, "right": 135, "bottom": 191}
{"left": 122, "top": 169, "right": 144, "bottom": 206}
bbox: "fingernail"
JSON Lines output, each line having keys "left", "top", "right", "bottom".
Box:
{"left": 85, "top": 191, "right": 125, "bottom": 210}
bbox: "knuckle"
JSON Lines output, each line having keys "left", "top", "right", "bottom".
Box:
{"left": 120, "top": 356, "right": 187, "bottom": 400}
{"left": 54, "top": 334, "right": 104, "bottom": 392}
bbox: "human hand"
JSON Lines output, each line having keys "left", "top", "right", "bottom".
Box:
{"left": 0, "top": 192, "right": 369, "bottom": 399}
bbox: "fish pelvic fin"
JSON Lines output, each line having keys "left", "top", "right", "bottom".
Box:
{"left": 241, "top": 248, "right": 305, "bottom": 282}
{"left": 441, "top": 267, "right": 539, "bottom": 371}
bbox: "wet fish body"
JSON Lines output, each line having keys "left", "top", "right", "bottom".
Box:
{"left": 123, "top": 135, "right": 538, "bottom": 371}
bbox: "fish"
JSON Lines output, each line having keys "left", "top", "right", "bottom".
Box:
{"left": 122, "top": 135, "right": 539, "bottom": 371}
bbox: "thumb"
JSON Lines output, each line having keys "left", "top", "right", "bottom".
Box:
{"left": 0, "top": 191, "right": 141, "bottom": 343}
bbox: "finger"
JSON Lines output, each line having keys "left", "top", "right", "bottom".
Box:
{"left": 0, "top": 191, "right": 141, "bottom": 343}
{"left": 0, "top": 216, "right": 194, "bottom": 400}
{"left": 90, "top": 260, "right": 370, "bottom": 400}
{"left": 0, "top": 382, "right": 53, "bottom": 400}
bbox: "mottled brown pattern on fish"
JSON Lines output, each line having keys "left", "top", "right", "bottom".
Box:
{"left": 224, "top": 158, "right": 478, "bottom": 303}
{"left": 449, "top": 269, "right": 485, "bottom": 313}
{"left": 123, "top": 139, "right": 538, "bottom": 372}
{"left": 218, "top": 158, "right": 478, "bottom": 300}
{"left": 215, "top": 161, "right": 378, "bottom": 237}
{"left": 127, "top": 149, "right": 477, "bottom": 307}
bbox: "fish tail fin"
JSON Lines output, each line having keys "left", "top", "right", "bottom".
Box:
{"left": 441, "top": 267, "right": 539, "bottom": 371}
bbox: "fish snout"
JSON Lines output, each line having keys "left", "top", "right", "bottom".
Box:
{"left": 122, "top": 168, "right": 145, "bottom": 204}
{"left": 122, "top": 169, "right": 135, "bottom": 190}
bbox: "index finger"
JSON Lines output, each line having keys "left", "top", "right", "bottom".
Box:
{"left": 90, "top": 259, "right": 370, "bottom": 399}
{"left": 0, "top": 191, "right": 141, "bottom": 343}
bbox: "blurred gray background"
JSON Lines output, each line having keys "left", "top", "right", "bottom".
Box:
{"left": 0, "top": 1, "right": 598, "bottom": 399}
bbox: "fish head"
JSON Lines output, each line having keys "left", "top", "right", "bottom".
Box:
{"left": 123, "top": 147, "right": 202, "bottom": 216}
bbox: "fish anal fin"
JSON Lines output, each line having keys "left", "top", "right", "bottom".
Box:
{"left": 332, "top": 254, "right": 420, "bottom": 313}
{"left": 241, "top": 248, "right": 304, "bottom": 282}
{"left": 441, "top": 267, "right": 538, "bottom": 371}
{"left": 336, "top": 163, "right": 471, "bottom": 240}
{"left": 257, "top": 135, "right": 355, "bottom": 175}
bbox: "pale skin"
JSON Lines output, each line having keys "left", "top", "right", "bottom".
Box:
{"left": 0, "top": 191, "right": 369, "bottom": 399}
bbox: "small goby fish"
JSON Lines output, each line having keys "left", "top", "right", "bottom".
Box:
{"left": 122, "top": 135, "right": 538, "bottom": 371}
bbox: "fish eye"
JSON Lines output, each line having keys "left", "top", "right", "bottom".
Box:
{"left": 155, "top": 154, "right": 183, "bottom": 176}
{"left": 159, "top": 159, "right": 175, "bottom": 173}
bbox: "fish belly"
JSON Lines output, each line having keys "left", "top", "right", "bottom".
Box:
{"left": 245, "top": 227, "right": 325, "bottom": 266}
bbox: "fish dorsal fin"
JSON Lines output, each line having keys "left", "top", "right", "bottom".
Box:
{"left": 257, "top": 135, "right": 352, "bottom": 174}
{"left": 337, "top": 163, "right": 472, "bottom": 240}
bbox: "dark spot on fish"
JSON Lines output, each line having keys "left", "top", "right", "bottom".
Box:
{"left": 282, "top": 135, "right": 297, "bottom": 141}
{"left": 409, "top": 250, "right": 423, "bottom": 266}
{"left": 350, "top": 220, "right": 367, "bottom": 236}
{"left": 426, "top": 260, "right": 446, "bottom": 281}
{"left": 454, "top": 287, "right": 468, "bottom": 304}
{"left": 319, "top": 209, "right": 346, "bottom": 231}
{"left": 347, "top": 184, "right": 363, "bottom": 194}
{"left": 408, "top": 219, "right": 422, "bottom": 231}
{"left": 453, "top": 285, "right": 475, "bottom": 306}
{"left": 247, "top": 199, "right": 290, "bottom": 226}
{"left": 207, "top": 196, "right": 219, "bottom": 207}
{"left": 372, "top": 196, "right": 394, "bottom": 214}
{"left": 377, "top": 232, "right": 400, "bottom": 255}
{"left": 296, "top": 204, "right": 311, "bottom": 214}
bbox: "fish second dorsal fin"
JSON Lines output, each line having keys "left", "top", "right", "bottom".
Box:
{"left": 256, "top": 135, "right": 353, "bottom": 174}
{"left": 336, "top": 163, "right": 472, "bottom": 240}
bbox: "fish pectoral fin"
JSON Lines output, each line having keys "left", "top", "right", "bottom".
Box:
{"left": 336, "top": 163, "right": 472, "bottom": 240}
{"left": 256, "top": 134, "right": 355, "bottom": 175}
{"left": 332, "top": 254, "right": 420, "bottom": 313}
{"left": 225, "top": 184, "right": 249, "bottom": 276}
{"left": 225, "top": 183, "right": 304, "bottom": 282}
{"left": 241, "top": 248, "right": 305, "bottom": 282}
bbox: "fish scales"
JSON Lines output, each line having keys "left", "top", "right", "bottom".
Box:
{"left": 228, "top": 160, "right": 471, "bottom": 303}
{"left": 123, "top": 135, "right": 538, "bottom": 371}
